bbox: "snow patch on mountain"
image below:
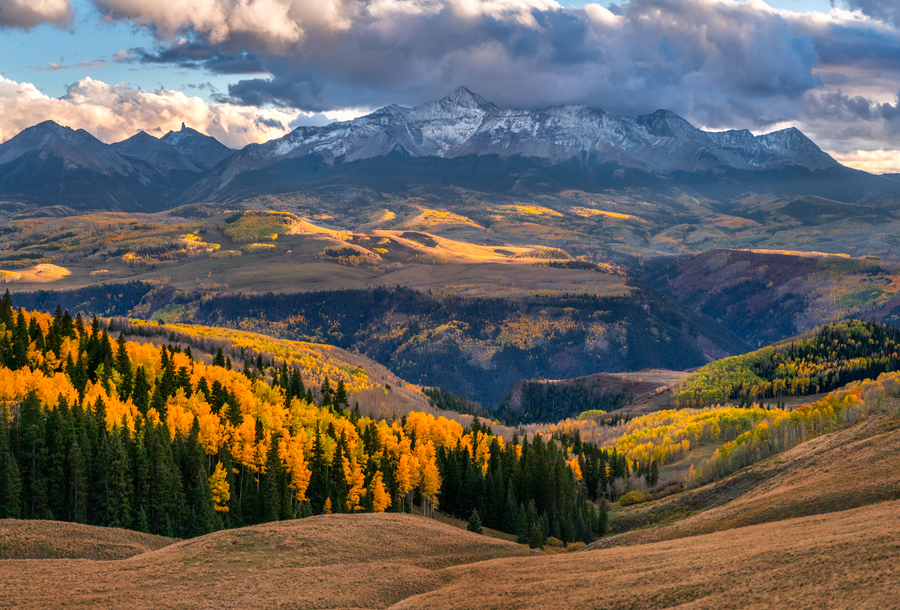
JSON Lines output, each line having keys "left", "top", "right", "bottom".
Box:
{"left": 226, "top": 87, "right": 836, "bottom": 177}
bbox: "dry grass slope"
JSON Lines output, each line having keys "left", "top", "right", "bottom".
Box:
{"left": 391, "top": 501, "right": 900, "bottom": 609}
{"left": 592, "top": 412, "right": 900, "bottom": 546}
{"left": 2, "top": 503, "right": 898, "bottom": 608}
{"left": 0, "top": 513, "right": 535, "bottom": 609}
{"left": 0, "top": 520, "right": 175, "bottom": 559}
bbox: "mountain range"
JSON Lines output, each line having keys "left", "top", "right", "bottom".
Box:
{"left": 0, "top": 87, "right": 895, "bottom": 211}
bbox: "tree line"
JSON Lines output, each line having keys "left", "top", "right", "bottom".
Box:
{"left": 0, "top": 292, "right": 607, "bottom": 545}
{"left": 675, "top": 320, "right": 900, "bottom": 407}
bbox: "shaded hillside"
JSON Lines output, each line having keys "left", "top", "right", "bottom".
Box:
{"left": 10, "top": 282, "right": 745, "bottom": 408}
{"left": 11, "top": 281, "right": 158, "bottom": 317}
{"left": 496, "top": 369, "right": 686, "bottom": 425}
{"left": 0, "top": 520, "right": 175, "bottom": 559}
{"left": 643, "top": 248, "right": 896, "bottom": 346}
{"left": 182, "top": 286, "right": 745, "bottom": 406}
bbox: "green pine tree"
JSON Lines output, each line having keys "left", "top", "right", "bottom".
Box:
{"left": 0, "top": 404, "right": 22, "bottom": 518}
{"left": 467, "top": 508, "right": 484, "bottom": 534}
{"left": 18, "top": 391, "right": 50, "bottom": 519}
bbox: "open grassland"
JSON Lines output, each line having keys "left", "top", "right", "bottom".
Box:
{"left": 0, "top": 520, "right": 175, "bottom": 560}
{"left": 0, "top": 514, "right": 536, "bottom": 610}
{"left": 0, "top": 208, "right": 631, "bottom": 298}
{"left": 393, "top": 500, "right": 900, "bottom": 610}
{"left": 1, "top": 503, "right": 897, "bottom": 609}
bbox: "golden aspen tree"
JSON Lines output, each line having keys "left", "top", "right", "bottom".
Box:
{"left": 343, "top": 455, "right": 367, "bottom": 512}
{"left": 280, "top": 432, "right": 312, "bottom": 502}
{"left": 197, "top": 412, "right": 225, "bottom": 455}
{"left": 474, "top": 432, "right": 491, "bottom": 474}
{"left": 323, "top": 497, "right": 333, "bottom": 514}
{"left": 395, "top": 453, "right": 416, "bottom": 512}
{"left": 369, "top": 472, "right": 391, "bottom": 512}
{"left": 420, "top": 459, "right": 441, "bottom": 517}
{"left": 209, "top": 462, "right": 231, "bottom": 512}
{"left": 568, "top": 458, "right": 583, "bottom": 482}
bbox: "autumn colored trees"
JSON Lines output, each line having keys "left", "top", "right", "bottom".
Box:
{"left": 0, "top": 294, "right": 603, "bottom": 543}
{"left": 675, "top": 321, "right": 900, "bottom": 408}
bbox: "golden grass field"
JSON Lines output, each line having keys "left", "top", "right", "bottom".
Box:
{"left": 0, "top": 520, "right": 174, "bottom": 560}
{"left": 1, "top": 410, "right": 899, "bottom": 609}
{"left": 0, "top": 209, "right": 631, "bottom": 298}
{"left": 394, "top": 500, "right": 900, "bottom": 610}
{"left": 0, "top": 514, "right": 536, "bottom": 609}
{"left": 1, "top": 503, "right": 897, "bottom": 609}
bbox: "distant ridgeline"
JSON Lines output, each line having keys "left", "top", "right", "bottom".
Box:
{"left": 0, "top": 293, "right": 623, "bottom": 546}
{"left": 674, "top": 321, "right": 900, "bottom": 408}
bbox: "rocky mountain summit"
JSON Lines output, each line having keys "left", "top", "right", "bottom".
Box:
{"left": 0, "top": 88, "right": 881, "bottom": 211}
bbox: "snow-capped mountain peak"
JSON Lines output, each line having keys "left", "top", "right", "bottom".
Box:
{"left": 219, "top": 88, "right": 837, "bottom": 177}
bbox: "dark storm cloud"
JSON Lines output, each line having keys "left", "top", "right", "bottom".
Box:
{"left": 115, "top": 41, "right": 267, "bottom": 75}
{"left": 804, "top": 89, "right": 900, "bottom": 128}
{"left": 201, "top": 0, "right": 824, "bottom": 131}
{"left": 839, "top": 0, "right": 900, "bottom": 27}
{"left": 87, "top": 0, "right": 900, "bottom": 134}
{"left": 255, "top": 116, "right": 284, "bottom": 130}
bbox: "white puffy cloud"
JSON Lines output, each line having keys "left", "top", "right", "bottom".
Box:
{"left": 0, "top": 74, "right": 300, "bottom": 148}
{"left": 0, "top": 0, "right": 72, "bottom": 30}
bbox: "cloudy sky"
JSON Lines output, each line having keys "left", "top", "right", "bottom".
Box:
{"left": 1, "top": 0, "right": 900, "bottom": 172}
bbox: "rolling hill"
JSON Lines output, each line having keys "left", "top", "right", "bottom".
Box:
{"left": 0, "top": 520, "right": 175, "bottom": 560}
{"left": 0, "top": 514, "right": 535, "bottom": 609}
{"left": 392, "top": 500, "right": 900, "bottom": 609}
{"left": 1, "top": 497, "right": 897, "bottom": 608}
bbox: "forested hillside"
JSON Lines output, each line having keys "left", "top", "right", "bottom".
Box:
{"left": 161, "top": 286, "right": 743, "bottom": 407}
{"left": 11, "top": 283, "right": 744, "bottom": 409}
{"left": 674, "top": 320, "right": 900, "bottom": 407}
{"left": 0, "top": 294, "right": 611, "bottom": 545}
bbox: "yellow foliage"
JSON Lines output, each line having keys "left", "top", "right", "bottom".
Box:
{"left": 0, "top": 367, "right": 78, "bottom": 410}
{"left": 369, "top": 472, "right": 391, "bottom": 512}
{"left": 568, "top": 458, "right": 583, "bottom": 482}
{"left": 343, "top": 454, "right": 367, "bottom": 512}
{"left": 2, "top": 308, "right": 529, "bottom": 522}
{"left": 279, "top": 431, "right": 312, "bottom": 502}
{"left": 209, "top": 462, "right": 231, "bottom": 512}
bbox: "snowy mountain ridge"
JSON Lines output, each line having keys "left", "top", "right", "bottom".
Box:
{"left": 234, "top": 87, "right": 837, "bottom": 175}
